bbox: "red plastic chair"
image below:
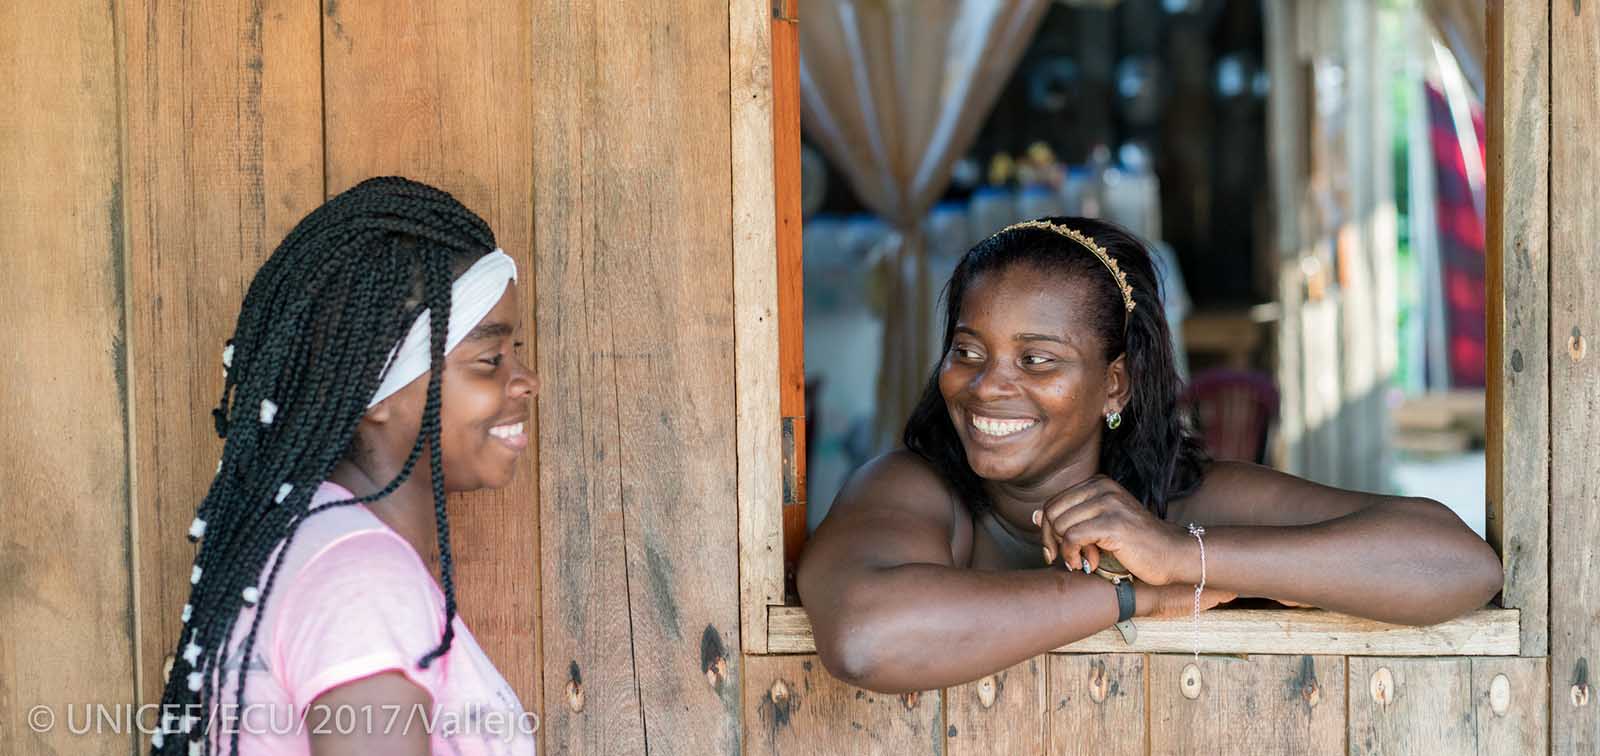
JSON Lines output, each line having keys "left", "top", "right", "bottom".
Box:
{"left": 1179, "top": 369, "right": 1280, "bottom": 464}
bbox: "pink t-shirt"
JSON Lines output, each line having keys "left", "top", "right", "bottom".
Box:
{"left": 203, "top": 481, "right": 536, "bottom": 755}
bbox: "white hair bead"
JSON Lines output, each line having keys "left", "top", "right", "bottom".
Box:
{"left": 275, "top": 483, "right": 293, "bottom": 504}
{"left": 259, "top": 398, "right": 278, "bottom": 425}
{"left": 188, "top": 518, "right": 206, "bottom": 540}
{"left": 190, "top": 565, "right": 203, "bottom": 585}
{"left": 187, "top": 671, "right": 202, "bottom": 691}
{"left": 151, "top": 730, "right": 165, "bottom": 749}
{"left": 182, "top": 642, "right": 202, "bottom": 665}
{"left": 242, "top": 586, "right": 261, "bottom": 605}
{"left": 181, "top": 603, "right": 192, "bottom": 623}
{"left": 216, "top": 458, "right": 222, "bottom": 474}
{"left": 222, "top": 343, "right": 234, "bottom": 369}
{"left": 189, "top": 740, "right": 201, "bottom": 756}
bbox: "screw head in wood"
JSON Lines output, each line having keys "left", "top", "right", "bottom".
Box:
{"left": 976, "top": 675, "right": 998, "bottom": 709}
{"left": 1489, "top": 674, "right": 1512, "bottom": 716}
{"left": 1370, "top": 667, "right": 1395, "bottom": 707}
{"left": 1572, "top": 684, "right": 1590, "bottom": 708}
{"left": 1180, "top": 663, "right": 1203, "bottom": 700}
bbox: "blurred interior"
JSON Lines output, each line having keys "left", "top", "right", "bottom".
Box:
{"left": 796, "top": 0, "right": 1490, "bottom": 542}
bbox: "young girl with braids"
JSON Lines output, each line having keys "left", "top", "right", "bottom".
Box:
{"left": 798, "top": 217, "right": 1503, "bottom": 694}
{"left": 151, "top": 177, "right": 537, "bottom": 755}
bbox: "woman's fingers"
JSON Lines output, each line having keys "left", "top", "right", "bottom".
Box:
{"left": 1034, "top": 508, "right": 1058, "bottom": 565}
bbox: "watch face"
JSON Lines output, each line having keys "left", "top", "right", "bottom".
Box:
{"left": 1096, "top": 552, "right": 1132, "bottom": 581}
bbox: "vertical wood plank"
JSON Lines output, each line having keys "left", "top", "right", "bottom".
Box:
{"left": 532, "top": 0, "right": 643, "bottom": 749}
{"left": 1348, "top": 657, "right": 1475, "bottom": 755}
{"left": 742, "top": 656, "right": 943, "bottom": 755}
{"left": 1472, "top": 657, "right": 1549, "bottom": 755}
{"left": 1485, "top": 0, "right": 1551, "bottom": 658}
{"left": 535, "top": 0, "right": 744, "bottom": 753}
{"left": 732, "top": 0, "right": 782, "bottom": 656}
{"left": 119, "top": 0, "right": 324, "bottom": 711}
{"left": 1552, "top": 0, "right": 1600, "bottom": 752}
{"left": 772, "top": 0, "right": 808, "bottom": 578}
{"left": 0, "top": 2, "right": 135, "bottom": 753}
{"left": 1047, "top": 654, "right": 1146, "bottom": 756}
{"left": 945, "top": 656, "right": 1045, "bottom": 755}
{"left": 321, "top": 0, "right": 541, "bottom": 721}
{"left": 1150, "top": 654, "right": 1344, "bottom": 755}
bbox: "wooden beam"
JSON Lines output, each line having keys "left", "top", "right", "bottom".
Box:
{"left": 1486, "top": 0, "right": 1551, "bottom": 659}
{"left": 120, "top": 0, "right": 324, "bottom": 711}
{"left": 1, "top": 2, "right": 135, "bottom": 752}
{"left": 1551, "top": 0, "right": 1600, "bottom": 751}
{"left": 534, "top": 0, "right": 743, "bottom": 751}
{"left": 733, "top": 0, "right": 783, "bottom": 656}
{"left": 1347, "top": 656, "right": 1548, "bottom": 754}
{"left": 768, "top": 606, "right": 1521, "bottom": 657}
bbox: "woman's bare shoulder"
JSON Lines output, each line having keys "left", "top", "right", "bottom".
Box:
{"left": 806, "top": 449, "right": 970, "bottom": 569}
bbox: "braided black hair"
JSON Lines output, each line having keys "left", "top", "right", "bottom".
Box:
{"left": 151, "top": 177, "right": 496, "bottom": 755}
{"left": 903, "top": 217, "right": 1209, "bottom": 519}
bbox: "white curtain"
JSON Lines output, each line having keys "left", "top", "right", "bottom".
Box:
{"left": 800, "top": 0, "right": 1049, "bottom": 447}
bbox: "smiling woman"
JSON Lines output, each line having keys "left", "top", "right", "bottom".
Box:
{"left": 795, "top": 217, "right": 1504, "bottom": 694}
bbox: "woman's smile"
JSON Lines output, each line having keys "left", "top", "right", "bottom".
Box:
{"left": 488, "top": 418, "right": 529, "bottom": 451}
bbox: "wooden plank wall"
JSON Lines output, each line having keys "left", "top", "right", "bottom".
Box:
{"left": 534, "top": 1, "right": 744, "bottom": 754}
{"left": 745, "top": 653, "right": 1549, "bottom": 755}
{"left": 1551, "top": 0, "right": 1600, "bottom": 752}
{"left": 1486, "top": 0, "right": 1551, "bottom": 658}
{"left": 120, "top": 0, "right": 325, "bottom": 713}
{"left": 0, "top": 2, "right": 136, "bottom": 753}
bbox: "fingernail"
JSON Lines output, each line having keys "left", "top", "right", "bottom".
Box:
{"left": 1083, "top": 562, "right": 1092, "bottom": 574}
{"left": 1042, "top": 547, "right": 1053, "bottom": 563}
{"left": 1031, "top": 510, "right": 1042, "bottom": 526}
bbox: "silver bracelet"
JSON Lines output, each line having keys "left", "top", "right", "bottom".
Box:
{"left": 1187, "top": 523, "right": 1206, "bottom": 661}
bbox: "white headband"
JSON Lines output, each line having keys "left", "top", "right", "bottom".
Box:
{"left": 368, "top": 249, "right": 518, "bottom": 407}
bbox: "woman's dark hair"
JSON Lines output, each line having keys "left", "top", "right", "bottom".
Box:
{"left": 903, "top": 216, "right": 1207, "bottom": 519}
{"left": 152, "top": 177, "right": 495, "bottom": 755}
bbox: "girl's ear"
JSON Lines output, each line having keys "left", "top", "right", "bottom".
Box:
{"left": 1104, "top": 353, "right": 1132, "bottom": 414}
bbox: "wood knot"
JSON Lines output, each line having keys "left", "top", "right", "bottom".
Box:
{"left": 1570, "top": 327, "right": 1587, "bottom": 362}
{"left": 1370, "top": 667, "right": 1395, "bottom": 708}
{"left": 1489, "top": 674, "right": 1512, "bottom": 716}
{"left": 770, "top": 679, "right": 790, "bottom": 705}
{"left": 1088, "top": 662, "right": 1110, "bottom": 703}
{"left": 1180, "top": 663, "right": 1203, "bottom": 700}
{"left": 976, "top": 675, "right": 998, "bottom": 709}
{"left": 1301, "top": 681, "right": 1321, "bottom": 708}
{"left": 1572, "top": 684, "right": 1591, "bottom": 708}
{"left": 900, "top": 691, "right": 920, "bottom": 710}
{"left": 566, "top": 661, "right": 586, "bottom": 712}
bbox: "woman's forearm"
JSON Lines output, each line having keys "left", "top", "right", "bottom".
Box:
{"left": 806, "top": 564, "right": 1119, "bottom": 693}
{"left": 1179, "top": 498, "right": 1502, "bottom": 625}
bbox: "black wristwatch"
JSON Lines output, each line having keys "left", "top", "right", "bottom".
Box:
{"left": 1114, "top": 578, "right": 1136, "bottom": 623}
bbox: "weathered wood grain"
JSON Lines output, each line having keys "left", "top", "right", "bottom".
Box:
{"left": 1348, "top": 657, "right": 1547, "bottom": 755}
{"left": 0, "top": 2, "right": 135, "bottom": 752}
{"left": 768, "top": 606, "right": 1519, "bottom": 656}
{"left": 733, "top": 0, "right": 783, "bottom": 657}
{"left": 946, "top": 656, "right": 1046, "bottom": 755}
{"left": 534, "top": 0, "right": 744, "bottom": 752}
{"left": 1486, "top": 0, "right": 1551, "bottom": 659}
{"left": 1349, "top": 657, "right": 1475, "bottom": 755}
{"left": 1047, "top": 654, "right": 1146, "bottom": 756}
{"left": 1473, "top": 656, "right": 1549, "bottom": 755}
{"left": 743, "top": 656, "right": 943, "bottom": 755}
{"left": 1552, "top": 0, "right": 1600, "bottom": 751}
{"left": 1151, "top": 654, "right": 1344, "bottom": 755}
{"left": 119, "top": 0, "right": 324, "bottom": 712}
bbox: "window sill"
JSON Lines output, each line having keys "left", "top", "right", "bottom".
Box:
{"left": 765, "top": 605, "right": 1519, "bottom": 656}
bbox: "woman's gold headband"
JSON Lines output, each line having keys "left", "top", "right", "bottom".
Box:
{"left": 997, "top": 220, "right": 1136, "bottom": 315}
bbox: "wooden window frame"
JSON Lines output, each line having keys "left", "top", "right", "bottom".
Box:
{"left": 733, "top": 0, "right": 1541, "bottom": 659}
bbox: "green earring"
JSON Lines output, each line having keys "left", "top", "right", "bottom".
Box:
{"left": 1106, "top": 410, "right": 1122, "bottom": 430}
